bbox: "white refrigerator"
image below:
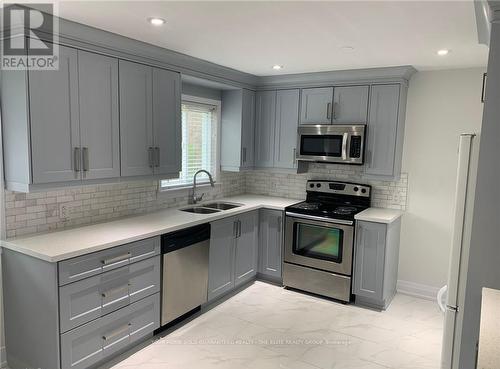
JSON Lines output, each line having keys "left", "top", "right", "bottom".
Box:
{"left": 439, "top": 134, "right": 480, "bottom": 369}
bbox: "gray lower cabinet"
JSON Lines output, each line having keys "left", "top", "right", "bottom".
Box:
{"left": 59, "top": 256, "right": 161, "bottom": 333}
{"left": 300, "top": 87, "right": 334, "bottom": 124}
{"left": 364, "top": 84, "right": 407, "bottom": 180}
{"left": 353, "top": 219, "right": 401, "bottom": 310}
{"left": 258, "top": 209, "right": 283, "bottom": 280}
{"left": 234, "top": 211, "right": 259, "bottom": 287}
{"left": 220, "top": 89, "right": 256, "bottom": 171}
{"left": 2, "top": 238, "right": 161, "bottom": 369}
{"left": 254, "top": 90, "right": 277, "bottom": 168}
{"left": 208, "top": 211, "right": 258, "bottom": 301}
{"left": 61, "top": 294, "right": 160, "bottom": 369}
{"left": 120, "top": 60, "right": 181, "bottom": 178}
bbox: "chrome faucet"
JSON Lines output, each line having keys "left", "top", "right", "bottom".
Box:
{"left": 190, "top": 169, "right": 215, "bottom": 204}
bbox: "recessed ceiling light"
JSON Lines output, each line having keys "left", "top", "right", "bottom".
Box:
{"left": 437, "top": 49, "right": 450, "bottom": 56}
{"left": 148, "top": 17, "right": 166, "bottom": 26}
{"left": 340, "top": 46, "right": 355, "bottom": 52}
{"left": 272, "top": 65, "right": 283, "bottom": 70}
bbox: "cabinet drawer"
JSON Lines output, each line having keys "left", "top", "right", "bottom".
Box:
{"left": 59, "top": 256, "right": 160, "bottom": 333}
{"left": 58, "top": 236, "right": 160, "bottom": 286}
{"left": 60, "top": 293, "right": 160, "bottom": 369}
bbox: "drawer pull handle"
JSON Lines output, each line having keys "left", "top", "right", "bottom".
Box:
{"left": 129, "top": 250, "right": 155, "bottom": 262}
{"left": 102, "top": 323, "right": 131, "bottom": 341}
{"left": 101, "top": 283, "right": 130, "bottom": 298}
{"left": 101, "top": 252, "right": 130, "bottom": 266}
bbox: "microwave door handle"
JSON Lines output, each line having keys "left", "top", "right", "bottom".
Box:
{"left": 342, "top": 133, "right": 348, "bottom": 160}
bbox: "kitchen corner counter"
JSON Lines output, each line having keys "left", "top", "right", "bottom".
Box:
{"left": 354, "top": 207, "right": 403, "bottom": 224}
{"left": 1, "top": 195, "right": 300, "bottom": 263}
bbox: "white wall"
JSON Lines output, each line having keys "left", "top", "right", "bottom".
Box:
{"left": 398, "top": 68, "right": 485, "bottom": 292}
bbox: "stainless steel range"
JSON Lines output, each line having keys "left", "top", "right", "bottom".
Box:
{"left": 283, "top": 180, "right": 371, "bottom": 302}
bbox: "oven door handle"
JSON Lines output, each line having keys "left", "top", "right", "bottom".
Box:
{"left": 285, "top": 212, "right": 354, "bottom": 226}
{"left": 341, "top": 133, "right": 348, "bottom": 160}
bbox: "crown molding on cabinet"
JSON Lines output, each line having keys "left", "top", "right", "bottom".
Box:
{"left": 255, "top": 66, "right": 417, "bottom": 90}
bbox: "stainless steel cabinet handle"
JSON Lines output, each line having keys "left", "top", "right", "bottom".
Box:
{"left": 148, "top": 147, "right": 154, "bottom": 168}
{"left": 277, "top": 216, "right": 282, "bottom": 232}
{"left": 326, "top": 102, "right": 332, "bottom": 120}
{"left": 101, "top": 283, "right": 130, "bottom": 298}
{"left": 74, "top": 147, "right": 81, "bottom": 172}
{"left": 332, "top": 102, "right": 338, "bottom": 120}
{"left": 155, "top": 147, "right": 160, "bottom": 167}
{"left": 82, "top": 147, "right": 89, "bottom": 172}
{"left": 238, "top": 220, "right": 242, "bottom": 238}
{"left": 293, "top": 148, "right": 296, "bottom": 161}
{"left": 101, "top": 252, "right": 130, "bottom": 266}
{"left": 242, "top": 147, "right": 247, "bottom": 163}
{"left": 102, "top": 323, "right": 131, "bottom": 341}
{"left": 341, "top": 133, "right": 348, "bottom": 160}
{"left": 233, "top": 221, "right": 238, "bottom": 238}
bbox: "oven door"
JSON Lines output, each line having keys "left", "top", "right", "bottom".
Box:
{"left": 297, "top": 124, "right": 365, "bottom": 165}
{"left": 284, "top": 213, "right": 354, "bottom": 275}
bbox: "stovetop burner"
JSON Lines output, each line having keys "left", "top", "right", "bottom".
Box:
{"left": 285, "top": 180, "right": 372, "bottom": 221}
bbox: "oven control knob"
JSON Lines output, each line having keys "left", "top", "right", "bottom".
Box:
{"left": 316, "top": 183, "right": 321, "bottom": 188}
{"left": 361, "top": 188, "right": 367, "bottom": 194}
{"left": 353, "top": 187, "right": 359, "bottom": 192}
{"left": 309, "top": 183, "right": 314, "bottom": 188}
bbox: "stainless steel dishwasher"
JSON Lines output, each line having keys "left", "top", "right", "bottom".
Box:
{"left": 161, "top": 223, "right": 210, "bottom": 326}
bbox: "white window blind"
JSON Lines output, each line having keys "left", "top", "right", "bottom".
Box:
{"left": 161, "top": 100, "right": 218, "bottom": 188}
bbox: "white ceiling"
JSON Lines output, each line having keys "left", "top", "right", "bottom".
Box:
{"left": 55, "top": 0, "right": 488, "bottom": 76}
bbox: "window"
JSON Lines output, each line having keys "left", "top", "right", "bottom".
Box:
{"left": 161, "top": 96, "right": 219, "bottom": 189}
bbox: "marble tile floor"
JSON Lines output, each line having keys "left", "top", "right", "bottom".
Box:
{"left": 110, "top": 281, "right": 443, "bottom": 369}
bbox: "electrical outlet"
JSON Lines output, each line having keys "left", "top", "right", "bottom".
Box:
{"left": 59, "top": 204, "right": 69, "bottom": 220}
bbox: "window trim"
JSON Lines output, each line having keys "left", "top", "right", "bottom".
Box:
{"left": 159, "top": 94, "right": 221, "bottom": 194}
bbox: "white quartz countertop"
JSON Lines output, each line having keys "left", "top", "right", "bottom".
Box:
{"left": 478, "top": 288, "right": 500, "bottom": 369}
{"left": 1, "top": 195, "right": 300, "bottom": 263}
{"left": 354, "top": 207, "right": 403, "bottom": 224}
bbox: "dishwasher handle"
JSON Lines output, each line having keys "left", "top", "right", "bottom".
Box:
{"left": 161, "top": 223, "right": 210, "bottom": 253}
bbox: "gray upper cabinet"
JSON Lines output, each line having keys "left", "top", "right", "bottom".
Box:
{"left": 208, "top": 217, "right": 236, "bottom": 301}
{"left": 274, "top": 89, "right": 300, "bottom": 169}
{"left": 152, "top": 68, "right": 181, "bottom": 177}
{"left": 120, "top": 61, "right": 181, "bottom": 178}
{"left": 332, "top": 85, "right": 369, "bottom": 124}
{"left": 29, "top": 45, "right": 81, "bottom": 184}
{"left": 78, "top": 51, "right": 120, "bottom": 180}
{"left": 234, "top": 211, "right": 259, "bottom": 287}
{"left": 254, "top": 90, "right": 277, "bottom": 168}
{"left": 299, "top": 87, "right": 333, "bottom": 124}
{"left": 119, "top": 61, "right": 154, "bottom": 177}
{"left": 353, "top": 219, "right": 401, "bottom": 310}
{"left": 258, "top": 209, "right": 283, "bottom": 280}
{"left": 220, "top": 89, "right": 255, "bottom": 171}
{"left": 364, "top": 84, "right": 405, "bottom": 179}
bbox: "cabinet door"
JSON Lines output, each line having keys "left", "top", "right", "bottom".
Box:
{"left": 234, "top": 211, "right": 259, "bottom": 287}
{"left": 332, "top": 86, "right": 369, "bottom": 124}
{"left": 241, "top": 89, "right": 256, "bottom": 168}
{"left": 254, "top": 90, "right": 276, "bottom": 168}
{"left": 119, "top": 61, "right": 154, "bottom": 177}
{"left": 299, "top": 87, "right": 333, "bottom": 124}
{"left": 258, "top": 209, "right": 283, "bottom": 279}
{"left": 208, "top": 217, "right": 236, "bottom": 301}
{"left": 364, "top": 84, "right": 400, "bottom": 177}
{"left": 29, "top": 45, "right": 81, "bottom": 183}
{"left": 353, "top": 221, "right": 387, "bottom": 301}
{"left": 274, "top": 89, "right": 299, "bottom": 169}
{"left": 153, "top": 68, "right": 181, "bottom": 176}
{"left": 78, "top": 51, "right": 120, "bottom": 180}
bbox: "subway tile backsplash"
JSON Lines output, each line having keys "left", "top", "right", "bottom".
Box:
{"left": 244, "top": 163, "right": 408, "bottom": 210}
{"left": 4, "top": 171, "right": 245, "bottom": 239}
{"left": 5, "top": 163, "right": 408, "bottom": 239}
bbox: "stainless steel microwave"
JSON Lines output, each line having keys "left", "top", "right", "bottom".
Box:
{"left": 296, "top": 124, "right": 366, "bottom": 165}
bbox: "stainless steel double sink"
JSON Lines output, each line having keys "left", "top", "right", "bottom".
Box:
{"left": 180, "top": 202, "right": 243, "bottom": 214}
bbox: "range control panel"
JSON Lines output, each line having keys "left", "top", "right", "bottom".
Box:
{"left": 306, "top": 180, "right": 371, "bottom": 197}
